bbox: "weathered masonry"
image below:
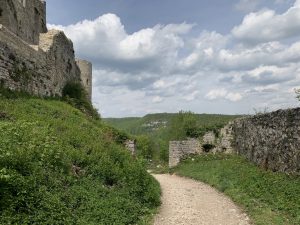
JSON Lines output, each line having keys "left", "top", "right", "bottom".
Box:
{"left": 232, "top": 108, "right": 300, "bottom": 174}
{"left": 0, "top": 0, "right": 92, "bottom": 99}
{"left": 169, "top": 108, "right": 300, "bottom": 174}
{"left": 169, "top": 139, "right": 202, "bottom": 168}
{"left": 169, "top": 125, "right": 234, "bottom": 168}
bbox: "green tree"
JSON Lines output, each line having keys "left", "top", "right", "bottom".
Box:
{"left": 168, "top": 111, "right": 199, "bottom": 140}
{"left": 136, "top": 135, "right": 153, "bottom": 160}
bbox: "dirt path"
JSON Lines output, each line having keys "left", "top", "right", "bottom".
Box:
{"left": 153, "top": 174, "right": 251, "bottom": 225}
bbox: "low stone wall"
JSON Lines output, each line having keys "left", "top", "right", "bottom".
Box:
{"left": 232, "top": 108, "right": 300, "bottom": 174}
{"left": 169, "top": 139, "right": 202, "bottom": 168}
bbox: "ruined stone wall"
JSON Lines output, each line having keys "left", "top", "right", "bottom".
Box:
{"left": 125, "top": 140, "right": 136, "bottom": 156}
{"left": 0, "top": 25, "right": 81, "bottom": 96}
{"left": 39, "top": 30, "right": 81, "bottom": 96}
{"left": 169, "top": 139, "right": 202, "bottom": 168}
{"left": 214, "top": 123, "right": 234, "bottom": 154}
{"left": 232, "top": 108, "right": 300, "bottom": 174}
{"left": 0, "top": 0, "right": 93, "bottom": 98}
{"left": 76, "top": 59, "right": 92, "bottom": 100}
{"left": 168, "top": 108, "right": 300, "bottom": 173}
{"left": 202, "top": 132, "right": 216, "bottom": 145}
{"left": 0, "top": 0, "right": 47, "bottom": 45}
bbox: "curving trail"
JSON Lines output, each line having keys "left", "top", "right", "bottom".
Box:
{"left": 153, "top": 174, "right": 251, "bottom": 225}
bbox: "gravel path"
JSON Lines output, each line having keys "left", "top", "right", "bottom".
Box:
{"left": 153, "top": 174, "right": 251, "bottom": 225}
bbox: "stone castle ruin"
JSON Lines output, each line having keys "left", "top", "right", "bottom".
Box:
{"left": 169, "top": 108, "right": 300, "bottom": 175}
{"left": 169, "top": 124, "right": 234, "bottom": 168}
{"left": 0, "top": 0, "right": 92, "bottom": 99}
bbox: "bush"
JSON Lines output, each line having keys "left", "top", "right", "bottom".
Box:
{"left": 62, "top": 82, "right": 100, "bottom": 120}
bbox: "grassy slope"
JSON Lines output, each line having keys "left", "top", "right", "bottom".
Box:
{"left": 0, "top": 96, "right": 160, "bottom": 225}
{"left": 173, "top": 154, "right": 300, "bottom": 225}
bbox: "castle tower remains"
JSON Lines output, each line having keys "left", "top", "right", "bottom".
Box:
{"left": 0, "top": 0, "right": 93, "bottom": 101}
{"left": 76, "top": 59, "right": 92, "bottom": 100}
{"left": 0, "top": 0, "right": 47, "bottom": 45}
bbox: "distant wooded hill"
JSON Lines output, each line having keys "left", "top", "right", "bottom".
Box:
{"left": 103, "top": 113, "right": 241, "bottom": 136}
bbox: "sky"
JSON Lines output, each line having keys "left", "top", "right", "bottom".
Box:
{"left": 47, "top": 0, "right": 300, "bottom": 117}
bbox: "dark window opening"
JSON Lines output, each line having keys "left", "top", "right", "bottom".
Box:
{"left": 202, "top": 144, "right": 215, "bottom": 153}
{"left": 86, "top": 79, "right": 89, "bottom": 85}
{"left": 0, "top": 8, "right": 3, "bottom": 17}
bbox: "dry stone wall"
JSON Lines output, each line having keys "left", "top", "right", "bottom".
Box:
{"left": 169, "top": 139, "right": 202, "bottom": 168}
{"left": 169, "top": 128, "right": 234, "bottom": 167}
{"left": 232, "top": 108, "right": 300, "bottom": 174}
{"left": 168, "top": 108, "right": 300, "bottom": 174}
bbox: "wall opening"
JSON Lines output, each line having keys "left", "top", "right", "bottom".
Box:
{"left": 202, "top": 144, "right": 215, "bottom": 153}
{"left": 0, "top": 8, "right": 3, "bottom": 17}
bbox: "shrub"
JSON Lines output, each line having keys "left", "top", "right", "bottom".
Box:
{"left": 62, "top": 82, "right": 100, "bottom": 120}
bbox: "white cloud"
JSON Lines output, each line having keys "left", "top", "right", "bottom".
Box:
{"left": 48, "top": 1, "right": 300, "bottom": 117}
{"left": 183, "top": 91, "right": 200, "bottom": 102}
{"left": 205, "top": 89, "right": 243, "bottom": 102}
{"left": 48, "top": 14, "right": 193, "bottom": 74}
{"left": 251, "top": 84, "right": 280, "bottom": 93}
{"left": 232, "top": 1, "right": 300, "bottom": 44}
{"left": 152, "top": 96, "right": 163, "bottom": 103}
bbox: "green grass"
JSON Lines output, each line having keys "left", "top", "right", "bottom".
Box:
{"left": 0, "top": 95, "right": 160, "bottom": 225}
{"left": 173, "top": 154, "right": 300, "bottom": 225}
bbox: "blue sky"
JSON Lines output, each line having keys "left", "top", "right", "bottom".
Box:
{"left": 47, "top": 0, "right": 300, "bottom": 117}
